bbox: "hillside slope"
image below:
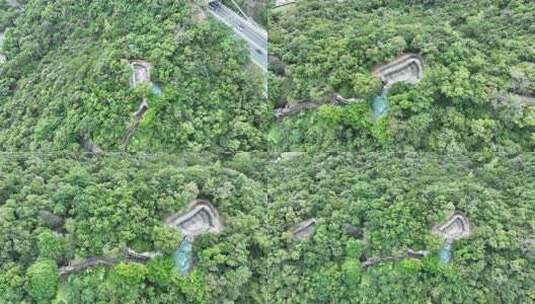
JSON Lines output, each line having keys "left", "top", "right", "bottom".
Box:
{"left": 0, "top": 0, "right": 269, "bottom": 152}
{"left": 1, "top": 153, "right": 534, "bottom": 303}
{"left": 269, "top": 0, "right": 535, "bottom": 152}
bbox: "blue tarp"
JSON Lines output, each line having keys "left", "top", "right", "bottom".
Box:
{"left": 150, "top": 82, "right": 161, "bottom": 96}
{"left": 372, "top": 88, "right": 389, "bottom": 119}
{"left": 173, "top": 237, "right": 194, "bottom": 275}
{"left": 438, "top": 242, "right": 452, "bottom": 264}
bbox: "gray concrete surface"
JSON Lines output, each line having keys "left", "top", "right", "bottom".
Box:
{"left": 373, "top": 54, "right": 424, "bottom": 88}
{"left": 292, "top": 218, "right": 316, "bottom": 240}
{"left": 207, "top": 1, "right": 267, "bottom": 72}
{"left": 432, "top": 212, "right": 471, "bottom": 243}
{"left": 166, "top": 200, "right": 223, "bottom": 238}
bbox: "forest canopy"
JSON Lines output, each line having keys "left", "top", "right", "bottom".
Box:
{"left": 2, "top": 0, "right": 535, "bottom": 153}
{"left": 1, "top": 153, "right": 534, "bottom": 303}
{"left": 269, "top": 0, "right": 535, "bottom": 152}
{"left": 0, "top": 0, "right": 269, "bottom": 153}
{"left": 1, "top": 2, "right": 535, "bottom": 302}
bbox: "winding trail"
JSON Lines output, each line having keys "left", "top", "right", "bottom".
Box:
{"left": 58, "top": 248, "right": 159, "bottom": 278}
{"left": 362, "top": 249, "right": 430, "bottom": 268}
{"left": 273, "top": 92, "right": 359, "bottom": 118}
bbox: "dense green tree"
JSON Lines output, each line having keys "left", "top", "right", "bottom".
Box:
{"left": 152, "top": 226, "right": 183, "bottom": 255}
{"left": 105, "top": 262, "right": 148, "bottom": 303}
{"left": 26, "top": 258, "right": 59, "bottom": 303}
{"left": 269, "top": 0, "right": 535, "bottom": 152}
{"left": 37, "top": 229, "right": 65, "bottom": 261}
{"left": 1, "top": 153, "right": 534, "bottom": 303}
{"left": 0, "top": 263, "right": 25, "bottom": 303}
{"left": 0, "top": 0, "right": 269, "bottom": 152}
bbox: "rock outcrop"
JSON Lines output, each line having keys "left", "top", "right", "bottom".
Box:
{"left": 274, "top": 0, "right": 296, "bottom": 7}
{"left": 343, "top": 224, "right": 363, "bottom": 239}
{"left": 291, "top": 218, "right": 316, "bottom": 240}
{"left": 522, "top": 235, "right": 535, "bottom": 257}
{"left": 80, "top": 138, "right": 103, "bottom": 154}
{"left": 38, "top": 210, "right": 64, "bottom": 230}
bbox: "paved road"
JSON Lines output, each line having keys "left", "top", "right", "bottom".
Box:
{"left": 207, "top": 1, "right": 267, "bottom": 72}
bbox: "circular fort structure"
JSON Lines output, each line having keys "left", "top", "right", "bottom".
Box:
{"left": 129, "top": 60, "right": 151, "bottom": 88}
{"left": 432, "top": 212, "right": 471, "bottom": 263}
{"left": 372, "top": 54, "right": 424, "bottom": 88}
{"left": 432, "top": 212, "right": 471, "bottom": 243}
{"left": 165, "top": 199, "right": 223, "bottom": 238}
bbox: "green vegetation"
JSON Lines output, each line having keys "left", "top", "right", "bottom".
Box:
{"left": 4, "top": 0, "right": 534, "bottom": 153}
{"left": 269, "top": 0, "right": 535, "bottom": 151}
{"left": 0, "top": 0, "right": 269, "bottom": 152}
{"left": 1, "top": 153, "right": 534, "bottom": 303}
{"left": 26, "top": 258, "right": 59, "bottom": 303}
{"left": 1, "top": 1, "right": 535, "bottom": 303}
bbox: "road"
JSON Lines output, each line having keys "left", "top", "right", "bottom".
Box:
{"left": 207, "top": 1, "right": 267, "bottom": 72}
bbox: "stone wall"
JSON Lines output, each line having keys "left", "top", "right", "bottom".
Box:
{"left": 291, "top": 218, "right": 316, "bottom": 240}
{"left": 373, "top": 54, "right": 424, "bottom": 88}
{"left": 165, "top": 200, "right": 223, "bottom": 238}
{"left": 432, "top": 212, "right": 471, "bottom": 243}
